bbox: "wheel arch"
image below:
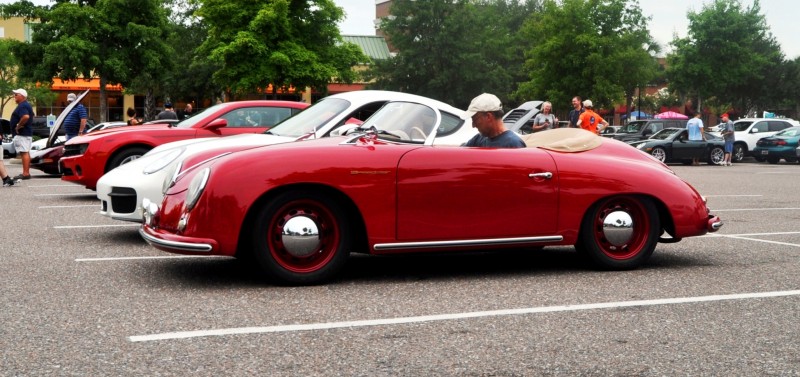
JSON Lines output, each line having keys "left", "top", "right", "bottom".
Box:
{"left": 104, "top": 143, "right": 154, "bottom": 173}
{"left": 578, "top": 193, "right": 674, "bottom": 242}
{"left": 235, "top": 183, "right": 368, "bottom": 259}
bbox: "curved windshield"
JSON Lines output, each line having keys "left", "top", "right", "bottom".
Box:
{"left": 775, "top": 126, "right": 800, "bottom": 137}
{"left": 266, "top": 98, "right": 350, "bottom": 137}
{"left": 621, "top": 121, "right": 645, "bottom": 133}
{"left": 650, "top": 128, "right": 680, "bottom": 140}
{"left": 360, "top": 102, "right": 438, "bottom": 143}
{"left": 175, "top": 103, "right": 231, "bottom": 129}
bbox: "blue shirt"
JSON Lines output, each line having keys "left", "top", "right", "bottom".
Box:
{"left": 464, "top": 130, "right": 526, "bottom": 148}
{"left": 686, "top": 117, "right": 704, "bottom": 141}
{"left": 64, "top": 103, "right": 88, "bottom": 134}
{"left": 721, "top": 121, "right": 735, "bottom": 142}
{"left": 10, "top": 100, "right": 34, "bottom": 137}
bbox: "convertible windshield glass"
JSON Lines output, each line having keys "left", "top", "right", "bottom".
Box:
{"left": 650, "top": 128, "right": 679, "bottom": 140}
{"left": 775, "top": 126, "right": 800, "bottom": 137}
{"left": 360, "top": 102, "right": 437, "bottom": 143}
{"left": 621, "top": 121, "right": 645, "bottom": 133}
{"left": 265, "top": 98, "right": 350, "bottom": 137}
{"left": 175, "top": 103, "right": 230, "bottom": 129}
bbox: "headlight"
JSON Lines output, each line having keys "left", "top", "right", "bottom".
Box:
{"left": 185, "top": 167, "right": 210, "bottom": 212}
{"left": 636, "top": 143, "right": 646, "bottom": 150}
{"left": 143, "top": 148, "right": 184, "bottom": 175}
{"left": 162, "top": 160, "right": 182, "bottom": 194}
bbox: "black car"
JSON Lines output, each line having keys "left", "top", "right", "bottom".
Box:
{"left": 612, "top": 119, "right": 688, "bottom": 143}
{"left": 628, "top": 128, "right": 726, "bottom": 165}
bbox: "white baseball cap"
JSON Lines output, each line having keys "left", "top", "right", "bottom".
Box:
{"left": 583, "top": 99, "right": 593, "bottom": 108}
{"left": 461, "top": 93, "right": 503, "bottom": 119}
{"left": 12, "top": 88, "right": 27, "bottom": 98}
{"left": 67, "top": 93, "right": 77, "bottom": 102}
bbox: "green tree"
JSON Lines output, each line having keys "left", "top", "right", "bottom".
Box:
{"left": 667, "top": 0, "right": 782, "bottom": 116}
{"left": 197, "top": 0, "right": 366, "bottom": 99}
{"left": 368, "top": 0, "right": 541, "bottom": 109}
{"left": 516, "top": 0, "right": 658, "bottom": 114}
{"left": 10, "top": 0, "right": 173, "bottom": 122}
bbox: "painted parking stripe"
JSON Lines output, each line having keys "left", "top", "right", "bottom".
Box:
{"left": 704, "top": 195, "right": 763, "bottom": 197}
{"left": 54, "top": 224, "right": 140, "bottom": 229}
{"left": 27, "top": 184, "right": 82, "bottom": 188}
{"left": 713, "top": 207, "right": 800, "bottom": 212}
{"left": 707, "top": 231, "right": 800, "bottom": 237}
{"left": 39, "top": 205, "right": 98, "bottom": 209}
{"left": 76, "top": 255, "right": 230, "bottom": 262}
{"left": 128, "top": 290, "right": 800, "bottom": 342}
{"left": 34, "top": 193, "right": 97, "bottom": 197}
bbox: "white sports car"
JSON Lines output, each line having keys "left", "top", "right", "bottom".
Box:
{"left": 97, "top": 90, "right": 478, "bottom": 222}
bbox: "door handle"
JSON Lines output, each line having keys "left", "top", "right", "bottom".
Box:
{"left": 529, "top": 172, "right": 553, "bottom": 179}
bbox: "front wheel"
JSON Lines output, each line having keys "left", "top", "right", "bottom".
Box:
{"left": 732, "top": 144, "right": 746, "bottom": 162}
{"left": 708, "top": 146, "right": 725, "bottom": 165}
{"left": 575, "top": 196, "right": 660, "bottom": 270}
{"left": 251, "top": 190, "right": 351, "bottom": 285}
{"left": 650, "top": 147, "right": 667, "bottom": 162}
{"left": 107, "top": 146, "right": 150, "bottom": 172}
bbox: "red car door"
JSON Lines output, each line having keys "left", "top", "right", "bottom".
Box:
{"left": 396, "top": 147, "right": 559, "bottom": 241}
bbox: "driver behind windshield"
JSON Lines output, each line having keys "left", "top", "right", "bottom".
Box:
{"left": 461, "top": 93, "right": 525, "bottom": 148}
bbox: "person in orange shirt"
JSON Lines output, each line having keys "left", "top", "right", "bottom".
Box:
{"left": 576, "top": 99, "right": 609, "bottom": 135}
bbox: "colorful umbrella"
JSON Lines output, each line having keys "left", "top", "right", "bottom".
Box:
{"left": 654, "top": 111, "right": 689, "bottom": 120}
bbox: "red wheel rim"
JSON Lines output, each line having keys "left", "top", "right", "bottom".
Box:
{"left": 267, "top": 199, "right": 340, "bottom": 273}
{"left": 591, "top": 197, "right": 650, "bottom": 260}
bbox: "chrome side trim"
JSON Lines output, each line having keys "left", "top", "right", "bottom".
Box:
{"left": 139, "top": 228, "right": 213, "bottom": 253}
{"left": 374, "top": 236, "right": 564, "bottom": 251}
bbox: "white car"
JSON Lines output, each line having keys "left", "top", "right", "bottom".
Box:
{"left": 711, "top": 118, "right": 799, "bottom": 162}
{"left": 97, "top": 90, "right": 478, "bottom": 222}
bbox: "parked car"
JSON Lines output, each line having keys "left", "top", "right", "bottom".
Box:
{"left": 502, "top": 101, "right": 543, "bottom": 134}
{"left": 752, "top": 126, "right": 800, "bottom": 164}
{"left": 86, "top": 121, "right": 129, "bottom": 133}
{"left": 97, "top": 91, "right": 478, "bottom": 223}
{"left": 139, "top": 128, "right": 722, "bottom": 285}
{"left": 612, "top": 119, "right": 688, "bottom": 143}
{"left": 59, "top": 100, "right": 309, "bottom": 190}
{"left": 629, "top": 128, "right": 725, "bottom": 165}
{"left": 710, "top": 118, "right": 799, "bottom": 162}
{"left": 600, "top": 125, "right": 622, "bottom": 137}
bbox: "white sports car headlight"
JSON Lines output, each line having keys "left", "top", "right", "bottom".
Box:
{"left": 143, "top": 148, "right": 184, "bottom": 175}
{"left": 185, "top": 167, "right": 210, "bottom": 212}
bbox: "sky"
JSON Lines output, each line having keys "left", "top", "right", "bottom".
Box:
{"left": 9, "top": 0, "right": 798, "bottom": 59}
{"left": 334, "top": 0, "right": 800, "bottom": 59}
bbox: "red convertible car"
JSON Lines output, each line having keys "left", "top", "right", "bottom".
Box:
{"left": 140, "top": 127, "right": 722, "bottom": 285}
{"left": 59, "top": 100, "right": 308, "bottom": 190}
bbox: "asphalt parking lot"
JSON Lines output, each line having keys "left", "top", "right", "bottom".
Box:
{"left": 1, "top": 158, "right": 798, "bottom": 376}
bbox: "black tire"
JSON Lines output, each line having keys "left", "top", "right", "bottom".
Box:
{"left": 732, "top": 144, "right": 746, "bottom": 162}
{"left": 251, "top": 190, "right": 351, "bottom": 285}
{"left": 754, "top": 156, "right": 765, "bottom": 162}
{"left": 650, "top": 147, "right": 667, "bottom": 162}
{"left": 767, "top": 157, "right": 780, "bottom": 164}
{"left": 708, "top": 146, "right": 725, "bottom": 165}
{"left": 106, "top": 146, "right": 150, "bottom": 172}
{"left": 575, "top": 195, "right": 660, "bottom": 270}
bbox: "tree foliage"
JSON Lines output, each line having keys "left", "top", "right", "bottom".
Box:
{"left": 368, "top": 0, "right": 541, "bottom": 109}
{"left": 666, "top": 0, "right": 782, "bottom": 116}
{"left": 197, "top": 0, "right": 366, "bottom": 99}
{"left": 515, "top": 0, "right": 658, "bottom": 112}
{"left": 10, "top": 0, "right": 173, "bottom": 121}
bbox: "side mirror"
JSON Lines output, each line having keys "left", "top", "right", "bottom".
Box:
{"left": 750, "top": 128, "right": 759, "bottom": 133}
{"left": 205, "top": 118, "right": 227, "bottom": 130}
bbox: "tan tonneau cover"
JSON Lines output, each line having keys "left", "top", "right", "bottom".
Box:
{"left": 521, "top": 128, "right": 603, "bottom": 152}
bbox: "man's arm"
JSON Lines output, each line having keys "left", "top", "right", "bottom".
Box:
{"left": 16, "top": 114, "right": 30, "bottom": 132}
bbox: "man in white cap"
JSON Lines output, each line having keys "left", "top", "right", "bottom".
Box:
{"left": 461, "top": 93, "right": 525, "bottom": 148}
{"left": 576, "top": 99, "right": 609, "bottom": 135}
{"left": 10, "top": 88, "right": 34, "bottom": 180}
{"left": 64, "top": 92, "right": 88, "bottom": 140}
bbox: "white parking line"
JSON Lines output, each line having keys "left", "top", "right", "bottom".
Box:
{"left": 76, "top": 255, "right": 229, "bottom": 262}
{"left": 723, "top": 236, "right": 800, "bottom": 248}
{"left": 704, "top": 195, "right": 763, "bottom": 197}
{"left": 128, "top": 290, "right": 800, "bottom": 342}
{"left": 27, "top": 184, "right": 82, "bottom": 188}
{"left": 714, "top": 207, "right": 800, "bottom": 212}
{"left": 34, "top": 193, "right": 97, "bottom": 197}
{"left": 54, "top": 224, "right": 139, "bottom": 229}
{"left": 39, "top": 205, "right": 98, "bottom": 209}
{"left": 707, "top": 231, "right": 800, "bottom": 237}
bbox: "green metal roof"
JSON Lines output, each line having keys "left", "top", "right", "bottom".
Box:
{"left": 342, "top": 35, "right": 391, "bottom": 61}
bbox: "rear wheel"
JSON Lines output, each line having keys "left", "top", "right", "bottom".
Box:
{"left": 650, "top": 147, "right": 666, "bottom": 162}
{"left": 576, "top": 196, "right": 660, "bottom": 270}
{"left": 708, "top": 146, "right": 725, "bottom": 165}
{"left": 251, "top": 190, "right": 351, "bottom": 285}
{"left": 732, "top": 144, "right": 746, "bottom": 162}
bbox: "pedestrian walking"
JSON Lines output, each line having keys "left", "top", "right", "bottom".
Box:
{"left": 10, "top": 88, "right": 34, "bottom": 181}
{"left": 720, "top": 113, "right": 735, "bottom": 166}
{"left": 686, "top": 112, "right": 706, "bottom": 165}
{"left": 64, "top": 92, "right": 88, "bottom": 140}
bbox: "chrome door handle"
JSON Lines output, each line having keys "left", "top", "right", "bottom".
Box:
{"left": 529, "top": 172, "right": 553, "bottom": 179}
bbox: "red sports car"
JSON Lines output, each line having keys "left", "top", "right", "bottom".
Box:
{"left": 140, "top": 127, "right": 722, "bottom": 285}
{"left": 59, "top": 100, "right": 308, "bottom": 190}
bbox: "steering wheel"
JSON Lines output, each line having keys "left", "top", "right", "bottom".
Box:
{"left": 411, "top": 126, "right": 428, "bottom": 140}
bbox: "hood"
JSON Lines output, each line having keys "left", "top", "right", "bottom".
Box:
{"left": 48, "top": 89, "right": 90, "bottom": 148}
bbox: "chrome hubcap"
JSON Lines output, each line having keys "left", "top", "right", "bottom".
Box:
{"left": 281, "top": 216, "right": 321, "bottom": 257}
{"left": 602, "top": 210, "right": 634, "bottom": 246}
